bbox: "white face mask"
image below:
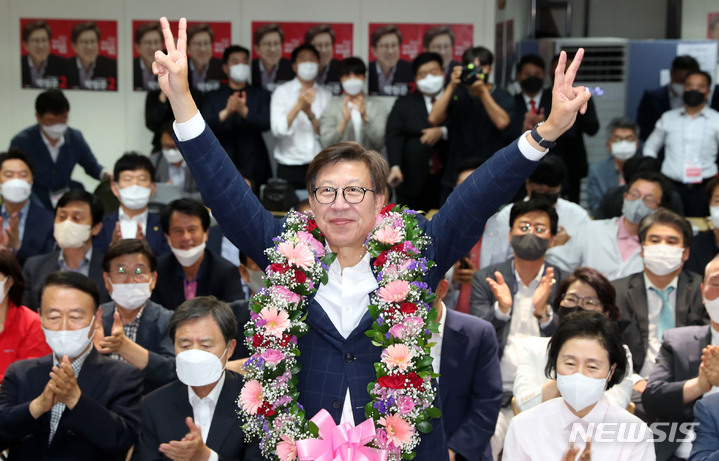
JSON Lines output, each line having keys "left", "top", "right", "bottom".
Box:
{"left": 242, "top": 265, "right": 266, "bottom": 294}
{"left": 705, "top": 296, "right": 719, "bottom": 324}
{"left": 229, "top": 63, "right": 251, "bottom": 83}
{"left": 54, "top": 220, "right": 92, "bottom": 249}
{"left": 1, "top": 178, "right": 32, "bottom": 204}
{"left": 42, "top": 316, "right": 95, "bottom": 359}
{"left": 171, "top": 241, "right": 206, "bottom": 267}
{"left": 110, "top": 281, "right": 152, "bottom": 310}
{"left": 710, "top": 206, "right": 719, "bottom": 230}
{"left": 643, "top": 243, "right": 684, "bottom": 276}
{"left": 610, "top": 141, "right": 636, "bottom": 161}
{"left": 162, "top": 148, "right": 183, "bottom": 165}
{"left": 297, "top": 62, "right": 319, "bottom": 82}
{"left": 416, "top": 74, "right": 444, "bottom": 96}
{"left": 557, "top": 368, "right": 611, "bottom": 412}
{"left": 176, "top": 347, "right": 228, "bottom": 386}
{"left": 341, "top": 78, "right": 365, "bottom": 96}
{"left": 118, "top": 185, "right": 152, "bottom": 210}
{"left": 42, "top": 123, "right": 68, "bottom": 140}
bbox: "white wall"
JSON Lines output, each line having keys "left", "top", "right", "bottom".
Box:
{"left": 682, "top": 0, "right": 718, "bottom": 39}
{"left": 0, "top": 0, "right": 496, "bottom": 190}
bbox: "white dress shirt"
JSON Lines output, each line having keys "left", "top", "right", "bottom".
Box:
{"left": 503, "top": 398, "right": 655, "bottom": 460}
{"left": 429, "top": 301, "right": 448, "bottom": 377}
{"left": 421, "top": 91, "right": 449, "bottom": 141}
{"left": 638, "top": 273, "right": 679, "bottom": 379}
{"left": 40, "top": 128, "right": 65, "bottom": 163}
{"left": 643, "top": 106, "right": 719, "bottom": 182}
{"left": 513, "top": 336, "right": 634, "bottom": 412}
{"left": 118, "top": 207, "right": 148, "bottom": 240}
{"left": 270, "top": 78, "right": 331, "bottom": 166}
{"left": 187, "top": 371, "right": 226, "bottom": 461}
{"left": 522, "top": 90, "right": 544, "bottom": 114}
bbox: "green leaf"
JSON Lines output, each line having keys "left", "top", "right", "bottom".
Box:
{"left": 426, "top": 406, "right": 442, "bottom": 419}
{"left": 401, "top": 451, "right": 417, "bottom": 460}
{"left": 416, "top": 421, "right": 433, "bottom": 434}
{"left": 364, "top": 401, "right": 374, "bottom": 418}
{"left": 308, "top": 421, "right": 319, "bottom": 437}
{"left": 321, "top": 252, "right": 337, "bottom": 267}
{"left": 416, "top": 355, "right": 434, "bottom": 370}
{"left": 320, "top": 271, "right": 329, "bottom": 285}
{"left": 367, "top": 381, "right": 376, "bottom": 395}
{"left": 368, "top": 304, "right": 379, "bottom": 320}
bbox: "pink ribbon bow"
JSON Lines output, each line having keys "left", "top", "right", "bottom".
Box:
{"left": 295, "top": 409, "right": 388, "bottom": 461}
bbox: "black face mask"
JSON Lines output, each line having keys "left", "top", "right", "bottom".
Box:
{"left": 510, "top": 233, "right": 550, "bottom": 261}
{"left": 520, "top": 76, "right": 544, "bottom": 94}
{"left": 683, "top": 90, "right": 706, "bottom": 108}
{"left": 558, "top": 306, "right": 581, "bottom": 322}
{"left": 531, "top": 191, "right": 560, "bottom": 205}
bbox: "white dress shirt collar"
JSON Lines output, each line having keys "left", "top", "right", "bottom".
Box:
{"left": 118, "top": 206, "right": 149, "bottom": 238}
{"left": 187, "top": 371, "right": 226, "bottom": 444}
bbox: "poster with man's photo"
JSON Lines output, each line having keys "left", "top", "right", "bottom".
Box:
{"left": 367, "top": 23, "right": 473, "bottom": 96}
{"left": 132, "top": 19, "right": 231, "bottom": 93}
{"left": 20, "top": 18, "right": 118, "bottom": 91}
{"left": 251, "top": 21, "right": 353, "bottom": 94}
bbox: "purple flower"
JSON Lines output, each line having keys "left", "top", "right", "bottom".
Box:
{"left": 411, "top": 281, "right": 429, "bottom": 290}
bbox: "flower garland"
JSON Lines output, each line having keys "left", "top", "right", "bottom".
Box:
{"left": 238, "top": 204, "right": 440, "bottom": 461}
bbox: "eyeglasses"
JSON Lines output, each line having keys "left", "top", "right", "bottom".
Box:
{"left": 626, "top": 190, "right": 659, "bottom": 208}
{"left": 516, "top": 221, "right": 549, "bottom": 235}
{"left": 312, "top": 186, "right": 375, "bottom": 205}
{"left": 112, "top": 264, "right": 152, "bottom": 282}
{"left": 560, "top": 293, "right": 603, "bottom": 309}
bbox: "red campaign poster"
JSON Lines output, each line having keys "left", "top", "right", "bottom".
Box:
{"left": 251, "top": 21, "right": 353, "bottom": 94}
{"left": 709, "top": 12, "right": 719, "bottom": 40}
{"left": 132, "top": 19, "right": 231, "bottom": 92}
{"left": 367, "top": 23, "right": 473, "bottom": 96}
{"left": 20, "top": 18, "right": 118, "bottom": 91}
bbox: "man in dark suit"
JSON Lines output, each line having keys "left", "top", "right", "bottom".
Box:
{"left": 386, "top": 52, "right": 449, "bottom": 211}
{"left": 510, "top": 54, "right": 552, "bottom": 140}
{"left": 689, "top": 393, "right": 719, "bottom": 460}
{"left": 94, "top": 153, "right": 170, "bottom": 257}
{"left": 251, "top": 23, "right": 295, "bottom": 92}
{"left": 94, "top": 239, "right": 175, "bottom": 393}
{"left": 186, "top": 23, "right": 226, "bottom": 94}
{"left": 20, "top": 20, "right": 69, "bottom": 89}
{"left": 133, "top": 296, "right": 260, "bottom": 460}
{"left": 368, "top": 25, "right": 413, "bottom": 96}
{"left": 0, "top": 271, "right": 142, "bottom": 460}
{"left": 434, "top": 279, "right": 502, "bottom": 461}
{"left": 636, "top": 55, "right": 699, "bottom": 142}
{"left": 201, "top": 45, "right": 272, "bottom": 190}
{"left": 155, "top": 18, "right": 593, "bottom": 459}
{"left": 642, "top": 256, "right": 719, "bottom": 461}
{"left": 23, "top": 190, "right": 110, "bottom": 309}
{"left": 614, "top": 209, "right": 707, "bottom": 416}
{"left": 0, "top": 149, "right": 54, "bottom": 266}
{"left": 66, "top": 21, "right": 118, "bottom": 91}
{"left": 10, "top": 90, "right": 111, "bottom": 210}
{"left": 151, "top": 199, "right": 245, "bottom": 311}
{"left": 133, "top": 22, "right": 163, "bottom": 91}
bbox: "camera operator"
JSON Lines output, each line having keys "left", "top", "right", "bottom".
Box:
{"left": 429, "top": 46, "right": 514, "bottom": 203}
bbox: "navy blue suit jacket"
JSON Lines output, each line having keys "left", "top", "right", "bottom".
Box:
{"left": 440, "top": 309, "right": 502, "bottom": 461}
{"left": 0, "top": 349, "right": 142, "bottom": 460}
{"left": 10, "top": 125, "right": 104, "bottom": 209}
{"left": 100, "top": 299, "right": 175, "bottom": 393}
{"left": 94, "top": 211, "right": 170, "bottom": 257}
{"left": 132, "top": 371, "right": 261, "bottom": 461}
{"left": 637, "top": 85, "right": 671, "bottom": 142}
{"left": 690, "top": 392, "right": 719, "bottom": 461}
{"left": 175, "top": 123, "right": 540, "bottom": 460}
{"left": 14, "top": 200, "right": 55, "bottom": 266}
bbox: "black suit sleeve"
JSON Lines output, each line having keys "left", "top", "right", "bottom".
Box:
{"left": 643, "top": 334, "right": 696, "bottom": 420}
{"left": 0, "top": 362, "right": 44, "bottom": 448}
{"left": 131, "top": 399, "right": 164, "bottom": 461}
{"left": 385, "top": 99, "right": 405, "bottom": 169}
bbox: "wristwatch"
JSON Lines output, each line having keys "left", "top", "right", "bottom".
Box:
{"left": 534, "top": 305, "right": 553, "bottom": 322}
{"left": 530, "top": 122, "right": 557, "bottom": 149}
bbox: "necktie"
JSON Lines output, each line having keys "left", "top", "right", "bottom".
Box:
{"left": 530, "top": 99, "right": 537, "bottom": 114}
{"left": 650, "top": 286, "right": 675, "bottom": 341}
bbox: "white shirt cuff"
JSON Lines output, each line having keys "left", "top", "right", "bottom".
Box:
{"left": 173, "top": 111, "right": 205, "bottom": 142}
{"left": 441, "top": 126, "right": 448, "bottom": 140}
{"left": 518, "top": 130, "right": 548, "bottom": 161}
{"left": 539, "top": 311, "right": 554, "bottom": 329}
{"left": 494, "top": 301, "right": 511, "bottom": 321}
{"left": 631, "top": 373, "right": 645, "bottom": 385}
{"left": 207, "top": 449, "right": 219, "bottom": 461}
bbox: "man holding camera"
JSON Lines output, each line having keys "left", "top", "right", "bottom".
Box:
{"left": 429, "top": 46, "right": 514, "bottom": 204}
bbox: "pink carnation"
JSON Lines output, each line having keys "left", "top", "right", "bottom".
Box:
{"left": 260, "top": 307, "right": 291, "bottom": 338}
{"left": 297, "top": 231, "right": 325, "bottom": 257}
{"left": 374, "top": 225, "right": 404, "bottom": 245}
{"left": 396, "top": 395, "right": 415, "bottom": 415}
{"left": 379, "top": 414, "right": 414, "bottom": 447}
{"left": 277, "top": 435, "right": 297, "bottom": 461}
{"left": 388, "top": 324, "right": 406, "bottom": 339}
{"left": 378, "top": 280, "right": 411, "bottom": 303}
{"left": 271, "top": 285, "right": 302, "bottom": 304}
{"left": 381, "top": 344, "right": 412, "bottom": 371}
{"left": 402, "top": 316, "right": 424, "bottom": 336}
{"left": 261, "top": 349, "right": 286, "bottom": 365}
{"left": 240, "top": 379, "right": 263, "bottom": 414}
{"left": 277, "top": 241, "right": 315, "bottom": 270}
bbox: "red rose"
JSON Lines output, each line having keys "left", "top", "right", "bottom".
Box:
{"left": 252, "top": 334, "right": 263, "bottom": 348}
{"left": 400, "top": 303, "right": 418, "bottom": 314}
{"left": 294, "top": 270, "right": 307, "bottom": 284}
{"left": 407, "top": 372, "right": 424, "bottom": 389}
{"left": 270, "top": 263, "right": 289, "bottom": 274}
{"left": 378, "top": 375, "right": 406, "bottom": 389}
{"left": 257, "top": 402, "right": 275, "bottom": 416}
{"left": 381, "top": 204, "right": 395, "bottom": 215}
{"left": 390, "top": 243, "right": 405, "bottom": 254}
{"left": 306, "top": 219, "right": 318, "bottom": 232}
{"left": 374, "top": 251, "right": 387, "bottom": 267}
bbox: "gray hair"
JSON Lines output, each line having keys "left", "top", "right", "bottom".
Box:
{"left": 169, "top": 296, "right": 237, "bottom": 344}
{"left": 606, "top": 117, "right": 639, "bottom": 140}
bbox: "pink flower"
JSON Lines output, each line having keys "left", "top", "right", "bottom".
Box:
{"left": 378, "top": 414, "right": 414, "bottom": 447}
{"left": 378, "top": 280, "right": 410, "bottom": 303}
{"left": 277, "top": 241, "right": 315, "bottom": 270}
{"left": 271, "top": 285, "right": 301, "bottom": 304}
{"left": 297, "top": 231, "right": 325, "bottom": 257}
{"left": 276, "top": 435, "right": 297, "bottom": 461}
{"left": 381, "top": 344, "right": 412, "bottom": 371}
{"left": 374, "top": 225, "right": 404, "bottom": 245}
{"left": 240, "top": 379, "right": 263, "bottom": 414}
{"left": 396, "top": 395, "right": 415, "bottom": 415}
{"left": 388, "top": 324, "right": 406, "bottom": 339}
{"left": 402, "top": 316, "right": 424, "bottom": 336}
{"left": 260, "top": 307, "right": 291, "bottom": 337}
{"left": 261, "top": 349, "right": 285, "bottom": 365}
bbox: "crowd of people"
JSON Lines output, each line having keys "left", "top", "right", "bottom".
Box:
{"left": 2, "top": 14, "right": 719, "bottom": 461}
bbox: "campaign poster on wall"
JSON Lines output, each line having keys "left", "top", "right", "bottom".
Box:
{"left": 709, "top": 12, "right": 719, "bottom": 58}
{"left": 251, "top": 21, "right": 354, "bottom": 94}
{"left": 367, "top": 23, "right": 473, "bottom": 96}
{"left": 132, "top": 19, "right": 231, "bottom": 93}
{"left": 20, "top": 18, "right": 118, "bottom": 91}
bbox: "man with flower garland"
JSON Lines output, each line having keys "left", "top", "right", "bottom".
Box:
{"left": 152, "top": 16, "right": 592, "bottom": 461}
